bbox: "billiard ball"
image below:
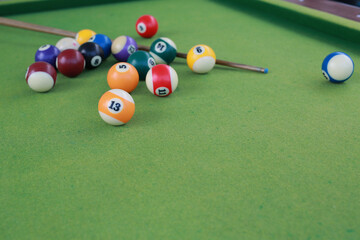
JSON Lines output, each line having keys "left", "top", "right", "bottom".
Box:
{"left": 56, "top": 49, "right": 85, "bottom": 77}
{"left": 76, "top": 29, "right": 96, "bottom": 45}
{"left": 56, "top": 37, "right": 80, "bottom": 51}
{"left": 322, "top": 52, "right": 354, "bottom": 83}
{"left": 25, "top": 61, "right": 57, "bottom": 92}
{"left": 107, "top": 62, "right": 139, "bottom": 92}
{"left": 187, "top": 44, "right": 216, "bottom": 73}
{"left": 78, "top": 42, "right": 105, "bottom": 69}
{"left": 111, "top": 36, "right": 138, "bottom": 62}
{"left": 127, "top": 50, "right": 156, "bottom": 80}
{"left": 98, "top": 89, "right": 135, "bottom": 126}
{"left": 35, "top": 44, "right": 60, "bottom": 68}
{"left": 145, "top": 64, "right": 178, "bottom": 97}
{"left": 88, "top": 33, "right": 112, "bottom": 59}
{"left": 135, "top": 15, "right": 158, "bottom": 38}
{"left": 150, "top": 37, "right": 177, "bottom": 65}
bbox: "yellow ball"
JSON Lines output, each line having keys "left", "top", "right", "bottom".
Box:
{"left": 186, "top": 44, "right": 216, "bottom": 73}
{"left": 75, "top": 29, "right": 96, "bottom": 45}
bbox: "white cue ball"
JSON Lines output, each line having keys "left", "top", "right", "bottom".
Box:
{"left": 55, "top": 37, "right": 80, "bottom": 51}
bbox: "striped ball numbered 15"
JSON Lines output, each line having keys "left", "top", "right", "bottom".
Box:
{"left": 187, "top": 44, "right": 216, "bottom": 73}
{"left": 145, "top": 64, "right": 178, "bottom": 97}
{"left": 98, "top": 89, "right": 135, "bottom": 126}
{"left": 26, "top": 61, "right": 57, "bottom": 92}
{"left": 150, "top": 37, "right": 177, "bottom": 65}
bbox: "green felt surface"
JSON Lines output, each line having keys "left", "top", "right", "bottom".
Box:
{"left": 1, "top": 0, "right": 360, "bottom": 239}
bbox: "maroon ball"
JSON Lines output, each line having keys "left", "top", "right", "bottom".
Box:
{"left": 25, "top": 61, "right": 57, "bottom": 92}
{"left": 56, "top": 49, "right": 85, "bottom": 77}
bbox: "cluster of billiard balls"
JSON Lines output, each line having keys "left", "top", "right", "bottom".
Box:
{"left": 25, "top": 15, "right": 218, "bottom": 126}
{"left": 26, "top": 30, "right": 112, "bottom": 92}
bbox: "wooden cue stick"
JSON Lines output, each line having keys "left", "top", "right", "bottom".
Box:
{"left": 0, "top": 17, "right": 268, "bottom": 73}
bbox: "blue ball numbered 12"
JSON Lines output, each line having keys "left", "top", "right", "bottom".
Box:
{"left": 111, "top": 36, "right": 138, "bottom": 62}
{"left": 322, "top": 52, "right": 354, "bottom": 83}
{"left": 150, "top": 37, "right": 177, "bottom": 65}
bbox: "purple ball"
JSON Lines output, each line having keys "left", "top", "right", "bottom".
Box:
{"left": 111, "top": 36, "right": 138, "bottom": 62}
{"left": 35, "top": 44, "right": 60, "bottom": 68}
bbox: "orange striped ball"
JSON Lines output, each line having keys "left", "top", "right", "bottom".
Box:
{"left": 98, "top": 89, "right": 135, "bottom": 125}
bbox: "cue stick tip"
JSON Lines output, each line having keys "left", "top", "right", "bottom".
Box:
{"left": 264, "top": 68, "right": 269, "bottom": 74}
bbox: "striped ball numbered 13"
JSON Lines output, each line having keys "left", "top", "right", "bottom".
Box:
{"left": 98, "top": 89, "right": 135, "bottom": 126}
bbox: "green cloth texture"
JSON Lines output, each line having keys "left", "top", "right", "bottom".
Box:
{"left": 1, "top": 0, "right": 359, "bottom": 239}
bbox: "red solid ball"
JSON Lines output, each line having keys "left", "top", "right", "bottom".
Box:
{"left": 135, "top": 15, "right": 158, "bottom": 38}
{"left": 56, "top": 49, "right": 85, "bottom": 77}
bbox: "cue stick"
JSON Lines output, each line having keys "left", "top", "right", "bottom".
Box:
{"left": 0, "top": 17, "right": 268, "bottom": 73}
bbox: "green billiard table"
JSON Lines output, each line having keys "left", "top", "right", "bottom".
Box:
{"left": 1, "top": 0, "right": 360, "bottom": 239}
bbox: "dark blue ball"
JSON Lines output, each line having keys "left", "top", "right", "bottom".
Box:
{"left": 35, "top": 44, "right": 60, "bottom": 68}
